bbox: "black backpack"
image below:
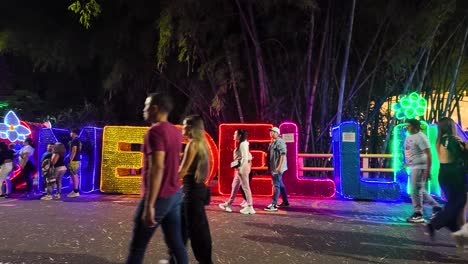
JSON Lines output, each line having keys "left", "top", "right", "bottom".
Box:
{"left": 445, "top": 136, "right": 468, "bottom": 174}
{"left": 41, "top": 158, "right": 56, "bottom": 183}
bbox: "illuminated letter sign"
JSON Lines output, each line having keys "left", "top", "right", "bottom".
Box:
{"left": 333, "top": 122, "right": 399, "bottom": 200}
{"left": 100, "top": 126, "right": 218, "bottom": 194}
{"left": 218, "top": 124, "right": 273, "bottom": 196}
{"left": 280, "top": 123, "right": 336, "bottom": 198}
{"left": 38, "top": 127, "right": 103, "bottom": 192}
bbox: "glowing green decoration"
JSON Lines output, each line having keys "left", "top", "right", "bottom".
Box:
{"left": 0, "top": 102, "right": 9, "bottom": 109}
{"left": 392, "top": 92, "right": 427, "bottom": 120}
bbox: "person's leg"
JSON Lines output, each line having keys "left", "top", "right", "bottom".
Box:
{"left": 278, "top": 173, "right": 289, "bottom": 204}
{"left": 271, "top": 173, "right": 281, "bottom": 205}
{"left": 457, "top": 193, "right": 468, "bottom": 227}
{"left": 46, "top": 181, "right": 53, "bottom": 196}
{"left": 186, "top": 186, "right": 213, "bottom": 264}
{"left": 68, "top": 161, "right": 80, "bottom": 196}
{"left": 431, "top": 184, "right": 467, "bottom": 232}
{"left": 410, "top": 168, "right": 424, "bottom": 214}
{"left": 181, "top": 200, "right": 188, "bottom": 246}
{"left": 160, "top": 191, "right": 188, "bottom": 264}
{"left": 3, "top": 163, "right": 12, "bottom": 195}
{"left": 240, "top": 172, "right": 253, "bottom": 203}
{"left": 126, "top": 199, "right": 158, "bottom": 264}
{"left": 0, "top": 164, "right": 9, "bottom": 195}
{"left": 55, "top": 169, "right": 66, "bottom": 197}
{"left": 240, "top": 186, "right": 246, "bottom": 200}
{"left": 239, "top": 171, "right": 253, "bottom": 206}
{"left": 419, "top": 169, "right": 439, "bottom": 208}
{"left": 227, "top": 171, "right": 242, "bottom": 205}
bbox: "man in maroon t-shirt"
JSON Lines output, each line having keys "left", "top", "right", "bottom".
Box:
{"left": 126, "top": 93, "right": 188, "bottom": 264}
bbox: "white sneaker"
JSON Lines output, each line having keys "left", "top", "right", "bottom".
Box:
{"left": 240, "top": 206, "right": 256, "bottom": 215}
{"left": 40, "top": 195, "right": 53, "bottom": 201}
{"left": 67, "top": 191, "right": 80, "bottom": 198}
{"left": 218, "top": 202, "right": 232, "bottom": 212}
{"left": 240, "top": 200, "right": 249, "bottom": 208}
{"left": 453, "top": 224, "right": 468, "bottom": 237}
{"left": 54, "top": 193, "right": 61, "bottom": 200}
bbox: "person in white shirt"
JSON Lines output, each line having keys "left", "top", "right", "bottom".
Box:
{"left": 404, "top": 119, "right": 441, "bottom": 223}
{"left": 219, "top": 129, "right": 255, "bottom": 214}
{"left": 19, "top": 137, "right": 35, "bottom": 197}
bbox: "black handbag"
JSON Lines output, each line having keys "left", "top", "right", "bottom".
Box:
{"left": 230, "top": 160, "right": 240, "bottom": 168}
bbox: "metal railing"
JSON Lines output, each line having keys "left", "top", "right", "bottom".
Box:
{"left": 297, "top": 153, "right": 393, "bottom": 173}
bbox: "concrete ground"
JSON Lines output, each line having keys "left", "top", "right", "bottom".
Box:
{"left": 0, "top": 192, "right": 467, "bottom": 264}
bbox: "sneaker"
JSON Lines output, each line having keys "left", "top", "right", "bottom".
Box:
{"left": 40, "top": 195, "right": 53, "bottom": 201}
{"left": 67, "top": 191, "right": 80, "bottom": 198}
{"left": 406, "top": 212, "right": 424, "bottom": 223}
{"left": 278, "top": 202, "right": 290, "bottom": 207}
{"left": 54, "top": 194, "right": 61, "bottom": 200}
{"left": 452, "top": 224, "right": 468, "bottom": 237}
{"left": 452, "top": 232, "right": 465, "bottom": 249}
{"left": 240, "top": 206, "right": 256, "bottom": 215}
{"left": 264, "top": 204, "right": 278, "bottom": 212}
{"left": 240, "top": 200, "right": 248, "bottom": 208}
{"left": 218, "top": 202, "right": 232, "bottom": 212}
{"left": 431, "top": 206, "right": 442, "bottom": 219}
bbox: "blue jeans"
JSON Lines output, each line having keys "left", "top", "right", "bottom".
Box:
{"left": 272, "top": 172, "right": 289, "bottom": 205}
{"left": 126, "top": 190, "right": 188, "bottom": 264}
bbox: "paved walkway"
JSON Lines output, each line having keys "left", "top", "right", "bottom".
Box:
{"left": 0, "top": 193, "right": 467, "bottom": 264}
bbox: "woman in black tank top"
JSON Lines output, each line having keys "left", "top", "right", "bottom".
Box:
{"left": 428, "top": 117, "right": 467, "bottom": 247}
{"left": 178, "top": 115, "right": 213, "bottom": 264}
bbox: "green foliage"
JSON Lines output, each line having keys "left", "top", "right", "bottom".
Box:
{"left": 68, "top": 0, "right": 102, "bottom": 29}
{"left": 157, "top": 12, "right": 173, "bottom": 70}
{"left": 45, "top": 101, "right": 103, "bottom": 128}
{"left": 3, "top": 90, "right": 45, "bottom": 122}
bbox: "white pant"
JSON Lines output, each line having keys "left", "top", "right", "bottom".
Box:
{"left": 227, "top": 162, "right": 253, "bottom": 206}
{"left": 0, "top": 162, "right": 13, "bottom": 195}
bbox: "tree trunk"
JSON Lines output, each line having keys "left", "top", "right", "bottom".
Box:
{"left": 304, "top": 8, "right": 329, "bottom": 153}
{"left": 443, "top": 24, "right": 468, "bottom": 116}
{"left": 235, "top": 0, "right": 270, "bottom": 120}
{"left": 336, "top": 0, "right": 356, "bottom": 124}
{"left": 225, "top": 47, "right": 244, "bottom": 122}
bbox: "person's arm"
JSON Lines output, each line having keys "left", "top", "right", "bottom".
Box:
{"left": 19, "top": 150, "right": 30, "bottom": 169}
{"left": 275, "top": 140, "right": 287, "bottom": 173}
{"left": 239, "top": 142, "right": 250, "bottom": 167}
{"left": 178, "top": 142, "right": 197, "bottom": 179}
{"left": 142, "top": 150, "right": 165, "bottom": 227}
{"left": 51, "top": 153, "right": 59, "bottom": 165}
{"left": 423, "top": 148, "right": 432, "bottom": 180}
{"left": 69, "top": 143, "right": 77, "bottom": 161}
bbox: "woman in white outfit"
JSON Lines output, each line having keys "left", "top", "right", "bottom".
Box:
{"left": 219, "top": 129, "right": 255, "bottom": 214}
